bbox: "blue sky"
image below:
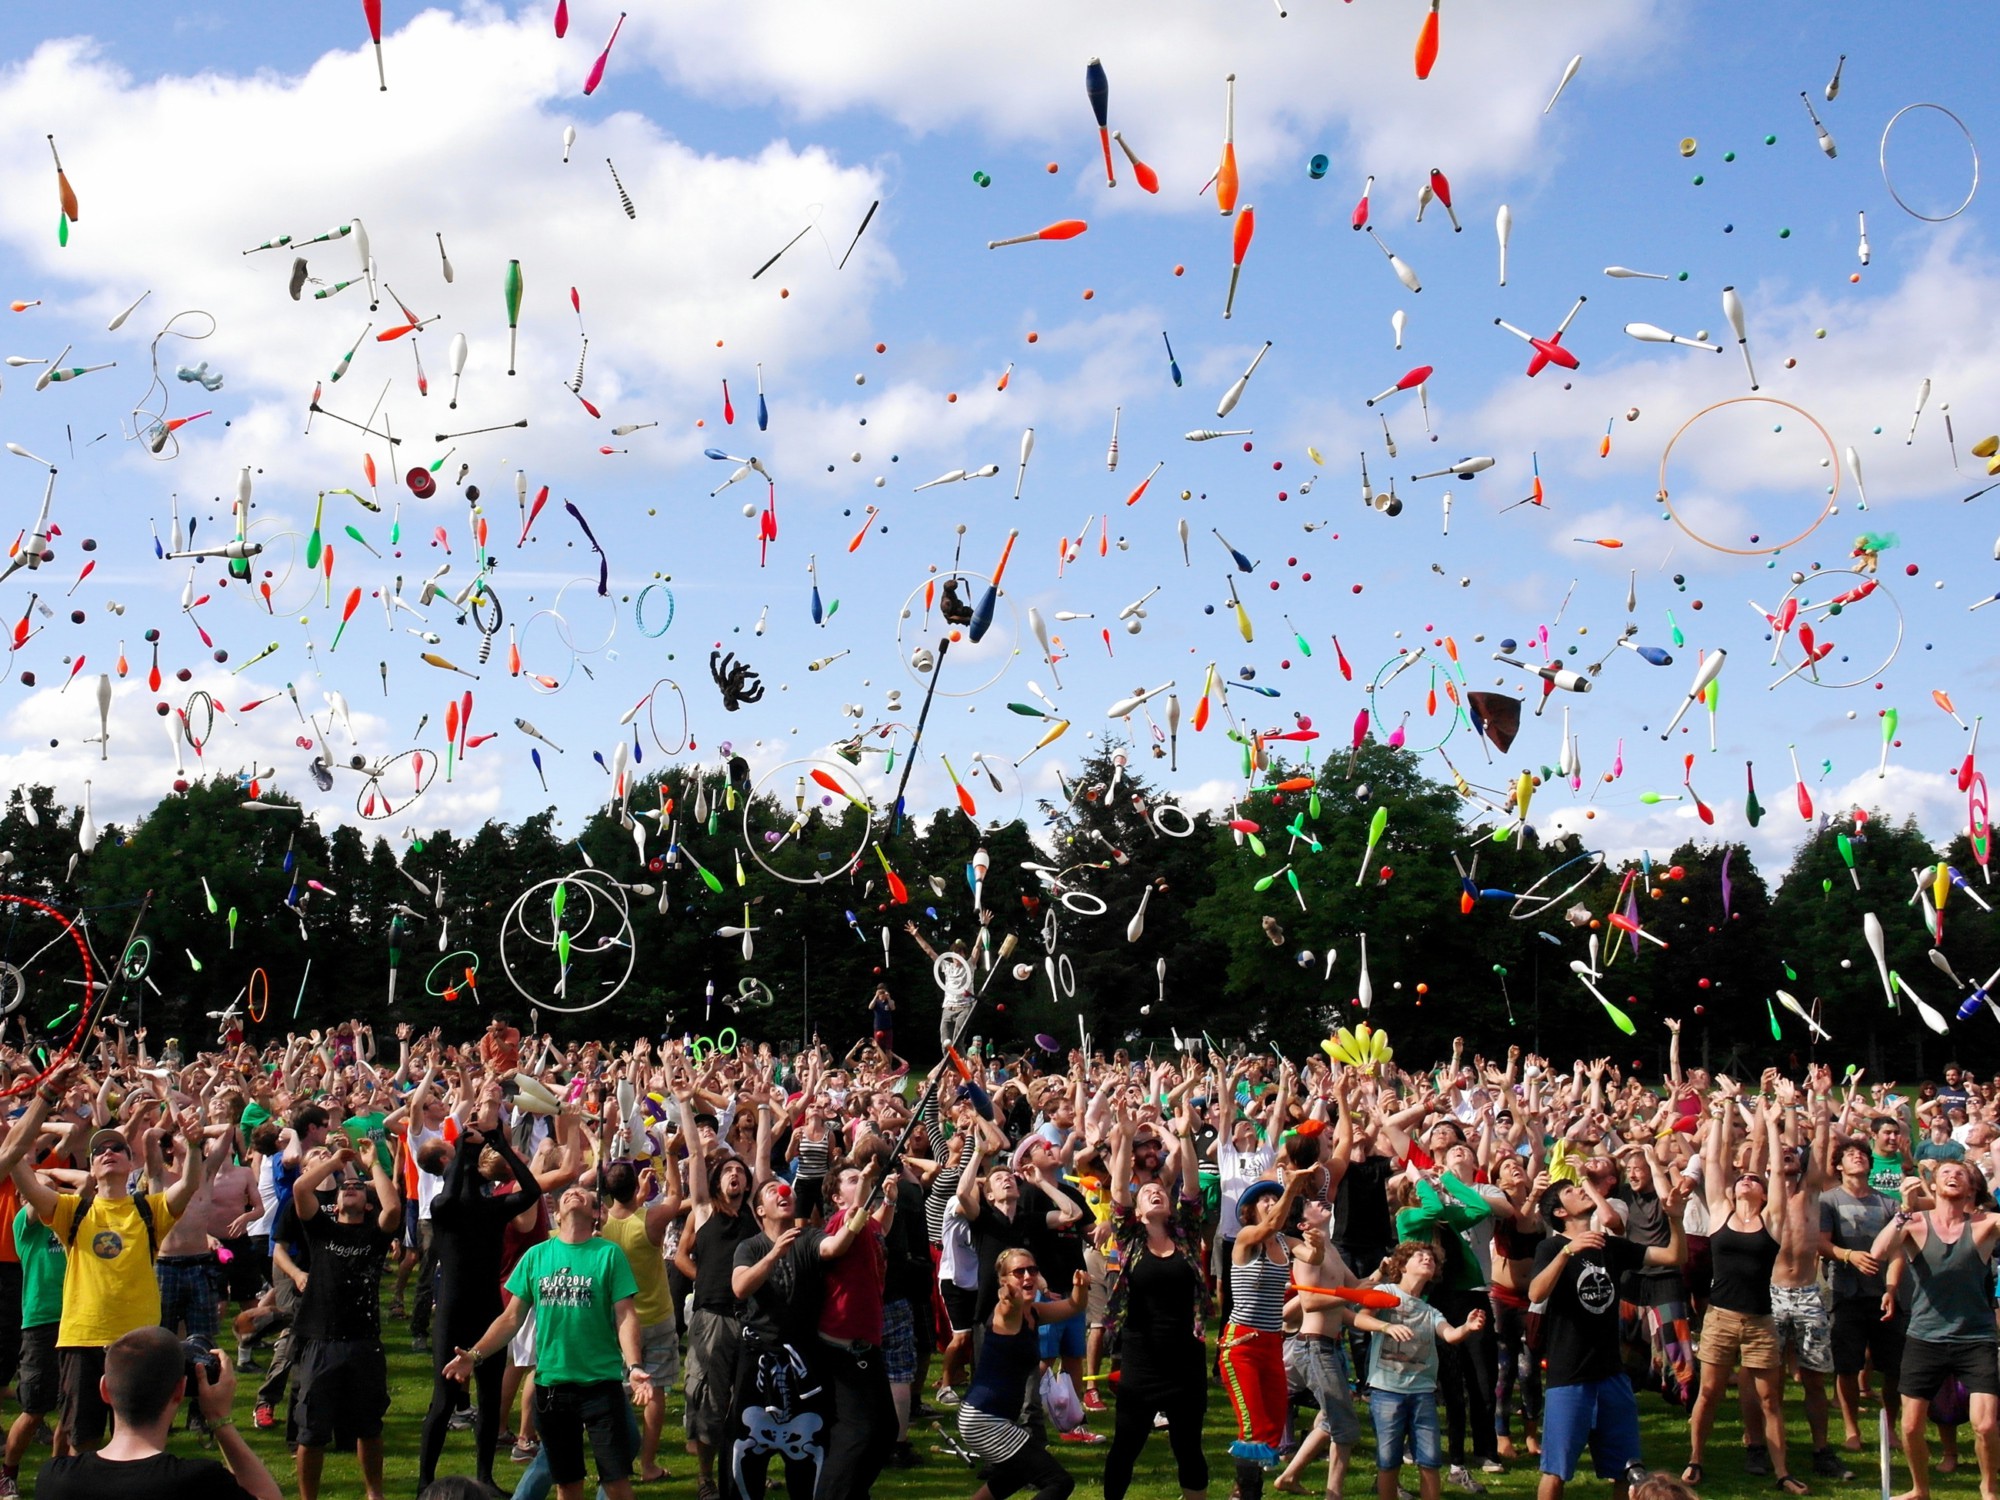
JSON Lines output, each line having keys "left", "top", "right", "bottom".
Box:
{"left": 0, "top": 0, "right": 1991, "bottom": 880}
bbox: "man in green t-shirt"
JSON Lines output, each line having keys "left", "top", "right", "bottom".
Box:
{"left": 444, "top": 1185, "right": 652, "bottom": 1500}
{"left": 1868, "top": 1114, "right": 1917, "bottom": 1202}
{"left": 3, "top": 1197, "right": 64, "bottom": 1491}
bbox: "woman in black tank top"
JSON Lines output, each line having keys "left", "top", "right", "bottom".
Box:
{"left": 1683, "top": 1095, "right": 1805, "bottom": 1494}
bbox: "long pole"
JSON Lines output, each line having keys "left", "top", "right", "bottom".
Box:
{"left": 889, "top": 636, "right": 951, "bottom": 836}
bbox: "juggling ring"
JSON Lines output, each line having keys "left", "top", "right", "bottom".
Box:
{"left": 516, "top": 610, "right": 582, "bottom": 695}
{"left": 247, "top": 966, "right": 268, "bottom": 1024}
{"left": 689, "top": 1027, "right": 738, "bottom": 1063}
{"left": 1880, "top": 103, "right": 1981, "bottom": 222}
{"left": 1367, "top": 650, "right": 1460, "bottom": 755}
{"left": 933, "top": 951, "right": 974, "bottom": 994}
{"left": 1658, "top": 397, "right": 1838, "bottom": 556}
{"left": 1055, "top": 952, "right": 1077, "bottom": 998}
{"left": 120, "top": 937, "right": 152, "bottom": 982}
{"left": 1971, "top": 773, "right": 1990, "bottom": 871}
{"left": 634, "top": 584, "right": 676, "bottom": 639}
{"left": 1059, "top": 890, "right": 1109, "bottom": 917}
{"left": 742, "top": 758, "right": 875, "bottom": 886}
{"left": 1772, "top": 567, "right": 1904, "bottom": 690}
{"left": 0, "top": 894, "right": 99, "bottom": 1099}
{"left": 734, "top": 977, "right": 776, "bottom": 1010}
{"left": 644, "top": 679, "right": 690, "bottom": 756}
{"left": 243, "top": 526, "right": 315, "bottom": 615}
{"left": 552, "top": 578, "right": 619, "bottom": 656}
{"left": 181, "top": 691, "right": 217, "bottom": 755}
{"left": 426, "top": 950, "right": 483, "bottom": 1000}
{"left": 896, "top": 572, "right": 1019, "bottom": 697}
{"left": 960, "top": 751, "right": 1028, "bottom": 830}
{"left": 354, "top": 748, "right": 438, "bottom": 821}
{"left": 1508, "top": 849, "right": 1608, "bottom": 922}
{"left": 1150, "top": 802, "right": 1195, "bottom": 837}
{"left": 500, "top": 871, "right": 638, "bottom": 1014}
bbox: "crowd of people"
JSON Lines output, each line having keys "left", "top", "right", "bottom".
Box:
{"left": 0, "top": 994, "right": 1996, "bottom": 1500}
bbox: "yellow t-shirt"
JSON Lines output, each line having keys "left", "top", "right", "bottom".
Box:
{"left": 48, "top": 1191, "right": 179, "bottom": 1348}
{"left": 600, "top": 1208, "right": 672, "bottom": 1326}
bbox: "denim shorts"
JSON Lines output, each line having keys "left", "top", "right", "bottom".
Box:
{"left": 1369, "top": 1388, "right": 1441, "bottom": 1471}
{"left": 1540, "top": 1375, "right": 1640, "bottom": 1482}
{"left": 1037, "top": 1308, "right": 1088, "bottom": 1362}
{"left": 1301, "top": 1335, "right": 1360, "bottom": 1446}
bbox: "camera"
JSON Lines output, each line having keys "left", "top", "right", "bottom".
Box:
{"left": 183, "top": 1335, "right": 220, "bottom": 1388}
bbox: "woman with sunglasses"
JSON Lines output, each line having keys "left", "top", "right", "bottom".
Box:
{"left": 1683, "top": 1092, "right": 1800, "bottom": 1492}
{"left": 956, "top": 1248, "right": 1091, "bottom": 1500}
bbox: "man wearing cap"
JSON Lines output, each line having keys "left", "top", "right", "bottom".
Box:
{"left": 287, "top": 1139, "right": 402, "bottom": 1500}
{"left": 7, "top": 1074, "right": 206, "bottom": 1452}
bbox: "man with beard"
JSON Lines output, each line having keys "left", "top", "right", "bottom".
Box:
{"left": 287, "top": 1141, "right": 402, "bottom": 1500}
{"left": 1529, "top": 1176, "right": 1684, "bottom": 1500}
{"left": 727, "top": 1171, "right": 883, "bottom": 1500}
{"left": 1870, "top": 1158, "right": 2000, "bottom": 1500}
{"left": 1819, "top": 1138, "right": 1905, "bottom": 1452}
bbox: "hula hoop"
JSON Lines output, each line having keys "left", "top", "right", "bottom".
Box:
{"left": 1150, "top": 802, "right": 1195, "bottom": 837}
{"left": 1658, "top": 397, "right": 1838, "bottom": 556}
{"left": 0, "top": 895, "right": 97, "bottom": 1099}
{"left": 552, "top": 578, "right": 619, "bottom": 656}
{"left": 1057, "top": 952, "right": 1077, "bottom": 997}
{"left": 896, "top": 572, "right": 1019, "bottom": 697}
{"left": 645, "top": 679, "right": 690, "bottom": 756}
{"left": 499, "top": 871, "right": 638, "bottom": 1014}
{"left": 247, "top": 966, "right": 269, "bottom": 1023}
{"left": 425, "top": 950, "right": 482, "bottom": 999}
{"left": 120, "top": 937, "right": 152, "bottom": 981}
{"left": 516, "top": 610, "right": 582, "bottom": 694}
{"left": 355, "top": 747, "right": 438, "bottom": 820}
{"left": 743, "top": 758, "right": 875, "bottom": 886}
{"left": 182, "top": 691, "right": 217, "bottom": 754}
{"left": 1059, "top": 890, "right": 1108, "bottom": 917}
{"left": 1772, "top": 569, "right": 1904, "bottom": 690}
{"left": 635, "top": 584, "right": 676, "bottom": 638}
{"left": 244, "top": 526, "right": 314, "bottom": 615}
{"left": 933, "top": 951, "right": 974, "bottom": 992}
{"left": 1880, "top": 103, "right": 1981, "bottom": 222}
{"left": 1508, "top": 849, "right": 1608, "bottom": 922}
{"left": 1367, "top": 649, "right": 1459, "bottom": 755}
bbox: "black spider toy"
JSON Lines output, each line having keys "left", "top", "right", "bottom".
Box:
{"left": 711, "top": 650, "right": 766, "bottom": 712}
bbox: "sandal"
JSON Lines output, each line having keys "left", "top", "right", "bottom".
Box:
{"left": 1776, "top": 1477, "right": 1809, "bottom": 1496}
{"left": 1681, "top": 1465, "right": 1704, "bottom": 1486}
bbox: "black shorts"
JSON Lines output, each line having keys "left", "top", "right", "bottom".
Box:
{"left": 941, "top": 1282, "right": 978, "bottom": 1336}
{"left": 19, "top": 1324, "right": 57, "bottom": 1416}
{"left": 289, "top": 1338, "right": 390, "bottom": 1448}
{"left": 58, "top": 1346, "right": 110, "bottom": 1450}
{"left": 1898, "top": 1336, "right": 1999, "bottom": 1403}
{"left": 535, "top": 1378, "right": 636, "bottom": 1486}
{"left": 218, "top": 1236, "right": 266, "bottom": 1305}
{"left": 1830, "top": 1296, "right": 1907, "bottom": 1379}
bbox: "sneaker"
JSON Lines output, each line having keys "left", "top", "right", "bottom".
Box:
{"left": 1746, "top": 1446, "right": 1773, "bottom": 1478}
{"left": 253, "top": 1403, "right": 276, "bottom": 1430}
{"left": 931, "top": 1385, "right": 961, "bottom": 1408}
{"left": 0, "top": 1472, "right": 18, "bottom": 1499}
{"left": 448, "top": 1409, "right": 476, "bottom": 1432}
{"left": 1480, "top": 1458, "right": 1506, "bottom": 1474}
{"left": 1154, "top": 1413, "right": 1170, "bottom": 1429}
{"left": 1447, "top": 1466, "right": 1488, "bottom": 1494}
{"left": 1812, "top": 1449, "right": 1853, "bottom": 1481}
{"left": 1082, "top": 1388, "right": 1107, "bottom": 1413}
{"left": 511, "top": 1440, "right": 540, "bottom": 1464}
{"left": 289, "top": 259, "right": 309, "bottom": 301}
{"left": 1059, "top": 1429, "right": 1107, "bottom": 1446}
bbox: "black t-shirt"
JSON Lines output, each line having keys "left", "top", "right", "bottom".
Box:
{"left": 884, "top": 1185, "right": 929, "bottom": 1305}
{"left": 38, "top": 1451, "right": 261, "bottom": 1500}
{"left": 296, "top": 1211, "right": 396, "bottom": 1341}
{"left": 971, "top": 1199, "right": 1038, "bottom": 1321}
{"left": 1531, "top": 1233, "right": 1647, "bottom": 1387}
{"left": 692, "top": 1207, "right": 760, "bottom": 1311}
{"left": 1334, "top": 1155, "right": 1395, "bottom": 1253}
{"left": 734, "top": 1228, "right": 826, "bottom": 1344}
{"left": 1024, "top": 1178, "right": 1093, "bottom": 1287}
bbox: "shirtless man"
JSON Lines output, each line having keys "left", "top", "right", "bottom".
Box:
{"left": 156, "top": 1107, "right": 252, "bottom": 1344}
{"left": 1760, "top": 1076, "right": 1850, "bottom": 1480}
{"left": 205, "top": 1113, "right": 266, "bottom": 1317}
{"left": 1275, "top": 1199, "right": 1361, "bottom": 1498}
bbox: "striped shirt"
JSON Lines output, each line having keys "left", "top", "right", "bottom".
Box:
{"left": 1228, "top": 1238, "right": 1291, "bottom": 1332}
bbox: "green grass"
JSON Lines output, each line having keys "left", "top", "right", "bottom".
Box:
{"left": 14, "top": 1323, "right": 1964, "bottom": 1499}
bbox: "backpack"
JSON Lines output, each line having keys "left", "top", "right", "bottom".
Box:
{"left": 64, "top": 1184, "right": 159, "bottom": 1262}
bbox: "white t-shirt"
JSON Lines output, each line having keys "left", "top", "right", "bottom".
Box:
{"left": 1217, "top": 1143, "right": 1275, "bottom": 1239}
{"left": 412, "top": 1126, "right": 447, "bottom": 1221}
{"left": 249, "top": 1153, "right": 282, "bottom": 1238}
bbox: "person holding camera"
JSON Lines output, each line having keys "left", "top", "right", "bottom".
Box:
{"left": 33, "top": 1324, "right": 282, "bottom": 1500}
{"left": 289, "top": 1138, "right": 404, "bottom": 1500}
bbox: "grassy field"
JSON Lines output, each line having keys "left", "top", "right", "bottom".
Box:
{"left": 15, "top": 1322, "right": 1954, "bottom": 1499}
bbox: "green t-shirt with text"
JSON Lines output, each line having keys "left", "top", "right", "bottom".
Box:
{"left": 1870, "top": 1152, "right": 1906, "bottom": 1201}
{"left": 504, "top": 1235, "right": 638, "bottom": 1387}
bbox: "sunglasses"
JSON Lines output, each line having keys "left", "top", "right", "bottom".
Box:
{"left": 1008, "top": 1265, "right": 1041, "bottom": 1278}
{"left": 92, "top": 1138, "right": 130, "bottom": 1157}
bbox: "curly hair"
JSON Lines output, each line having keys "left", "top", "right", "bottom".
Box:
{"left": 1381, "top": 1239, "right": 1439, "bottom": 1283}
